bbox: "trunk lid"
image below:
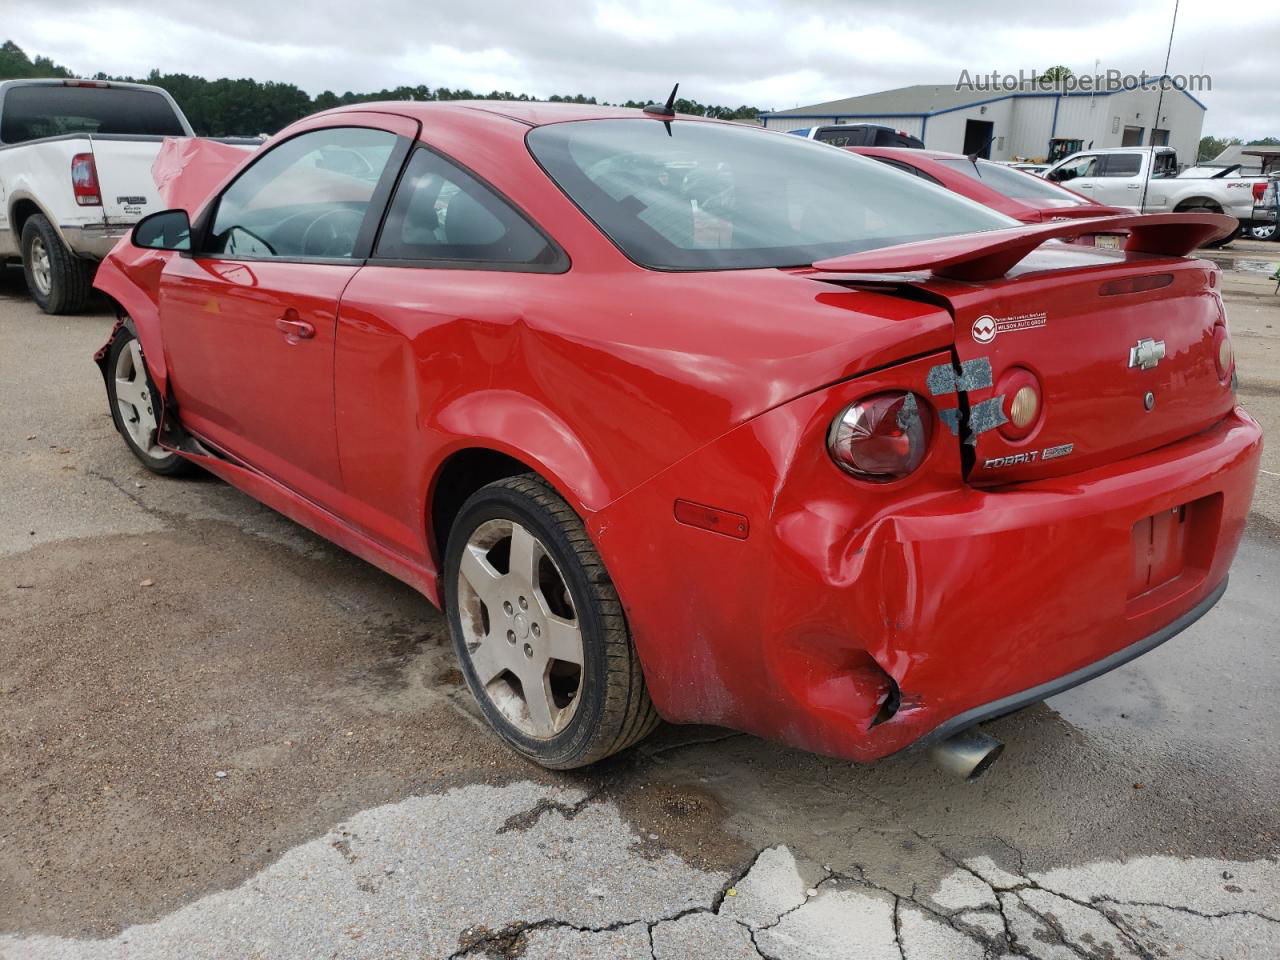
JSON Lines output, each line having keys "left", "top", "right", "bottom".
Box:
{"left": 933, "top": 248, "right": 1234, "bottom": 484}
{"left": 810, "top": 214, "right": 1238, "bottom": 485}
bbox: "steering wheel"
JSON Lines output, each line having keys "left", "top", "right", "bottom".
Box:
{"left": 301, "top": 208, "right": 365, "bottom": 258}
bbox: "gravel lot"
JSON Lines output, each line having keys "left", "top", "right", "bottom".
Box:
{"left": 1, "top": 242, "right": 1278, "bottom": 960}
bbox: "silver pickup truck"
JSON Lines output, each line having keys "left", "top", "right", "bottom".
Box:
{"left": 1042, "top": 146, "right": 1269, "bottom": 246}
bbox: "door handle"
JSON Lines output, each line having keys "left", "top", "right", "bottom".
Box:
{"left": 276, "top": 311, "right": 315, "bottom": 343}
{"left": 1127, "top": 183, "right": 1141, "bottom": 189}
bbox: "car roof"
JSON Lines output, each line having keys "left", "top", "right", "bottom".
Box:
{"left": 322, "top": 99, "right": 710, "bottom": 128}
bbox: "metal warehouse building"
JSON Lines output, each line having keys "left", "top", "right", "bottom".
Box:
{"left": 761, "top": 80, "right": 1207, "bottom": 165}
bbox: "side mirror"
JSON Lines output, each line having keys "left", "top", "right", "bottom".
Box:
{"left": 132, "top": 209, "right": 192, "bottom": 252}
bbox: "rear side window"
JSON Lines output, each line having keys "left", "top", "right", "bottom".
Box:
{"left": 374, "top": 147, "right": 559, "bottom": 268}
{"left": 0, "top": 85, "right": 185, "bottom": 143}
{"left": 1101, "top": 154, "right": 1142, "bottom": 177}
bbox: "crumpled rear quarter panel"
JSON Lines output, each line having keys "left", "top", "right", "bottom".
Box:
{"left": 591, "top": 347, "right": 1261, "bottom": 761}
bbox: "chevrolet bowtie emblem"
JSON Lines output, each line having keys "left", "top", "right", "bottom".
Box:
{"left": 1128, "top": 338, "right": 1166, "bottom": 371}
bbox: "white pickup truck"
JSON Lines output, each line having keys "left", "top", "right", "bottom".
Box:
{"left": 0, "top": 78, "right": 255, "bottom": 313}
{"left": 1041, "top": 146, "right": 1267, "bottom": 246}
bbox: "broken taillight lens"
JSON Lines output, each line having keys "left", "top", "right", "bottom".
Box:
{"left": 71, "top": 153, "right": 101, "bottom": 206}
{"left": 827, "top": 392, "right": 930, "bottom": 482}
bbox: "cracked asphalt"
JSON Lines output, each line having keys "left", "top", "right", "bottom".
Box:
{"left": 1, "top": 244, "right": 1278, "bottom": 960}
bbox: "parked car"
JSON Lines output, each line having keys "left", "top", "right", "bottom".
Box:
{"left": 1041, "top": 146, "right": 1267, "bottom": 246}
{"left": 0, "top": 78, "right": 256, "bottom": 313}
{"left": 94, "top": 103, "right": 1259, "bottom": 778}
{"left": 849, "top": 147, "right": 1129, "bottom": 246}
{"left": 787, "top": 123, "right": 925, "bottom": 149}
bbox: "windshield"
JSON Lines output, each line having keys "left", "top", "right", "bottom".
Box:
{"left": 936, "top": 158, "right": 1090, "bottom": 207}
{"left": 0, "top": 85, "right": 185, "bottom": 144}
{"left": 527, "top": 120, "right": 1014, "bottom": 270}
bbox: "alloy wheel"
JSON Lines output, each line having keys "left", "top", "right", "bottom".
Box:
{"left": 455, "top": 518, "right": 585, "bottom": 739}
{"left": 113, "top": 339, "right": 165, "bottom": 459}
{"left": 29, "top": 236, "right": 52, "bottom": 297}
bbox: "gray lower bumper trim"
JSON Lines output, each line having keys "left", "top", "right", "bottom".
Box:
{"left": 59, "top": 223, "right": 131, "bottom": 259}
{"left": 918, "top": 576, "right": 1229, "bottom": 747}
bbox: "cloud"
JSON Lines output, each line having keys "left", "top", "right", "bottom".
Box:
{"left": 6, "top": 0, "right": 1277, "bottom": 137}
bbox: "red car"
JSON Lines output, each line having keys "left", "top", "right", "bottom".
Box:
{"left": 849, "top": 146, "right": 1129, "bottom": 236}
{"left": 94, "top": 102, "right": 1260, "bottom": 779}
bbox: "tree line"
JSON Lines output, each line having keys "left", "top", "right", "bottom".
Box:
{"left": 0, "top": 40, "right": 760, "bottom": 137}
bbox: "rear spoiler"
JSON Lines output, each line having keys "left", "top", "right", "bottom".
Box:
{"left": 812, "top": 213, "right": 1236, "bottom": 282}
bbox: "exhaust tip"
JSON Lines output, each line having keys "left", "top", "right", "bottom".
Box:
{"left": 927, "top": 728, "right": 1004, "bottom": 782}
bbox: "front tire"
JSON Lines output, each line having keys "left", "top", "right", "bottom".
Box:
{"left": 1247, "top": 222, "right": 1278, "bottom": 242}
{"left": 106, "top": 327, "right": 191, "bottom": 476}
{"left": 21, "top": 214, "right": 95, "bottom": 314}
{"left": 445, "top": 475, "right": 659, "bottom": 769}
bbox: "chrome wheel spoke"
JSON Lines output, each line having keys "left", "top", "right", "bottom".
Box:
{"left": 508, "top": 522, "right": 539, "bottom": 585}
{"left": 114, "top": 377, "right": 147, "bottom": 412}
{"left": 459, "top": 543, "right": 505, "bottom": 611}
{"left": 543, "top": 615, "right": 583, "bottom": 666}
{"left": 521, "top": 664, "right": 559, "bottom": 738}
{"left": 468, "top": 637, "right": 512, "bottom": 686}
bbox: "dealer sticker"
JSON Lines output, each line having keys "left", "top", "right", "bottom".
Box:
{"left": 971, "top": 311, "right": 1047, "bottom": 343}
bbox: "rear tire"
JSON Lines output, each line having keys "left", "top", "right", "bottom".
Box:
{"left": 1180, "top": 205, "right": 1239, "bottom": 249}
{"left": 21, "top": 214, "right": 95, "bottom": 314}
{"left": 105, "top": 326, "right": 192, "bottom": 476}
{"left": 445, "top": 474, "right": 659, "bottom": 769}
{"left": 1247, "top": 222, "right": 1277, "bottom": 242}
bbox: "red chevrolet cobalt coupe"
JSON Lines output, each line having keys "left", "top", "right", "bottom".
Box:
{"left": 95, "top": 102, "right": 1261, "bottom": 778}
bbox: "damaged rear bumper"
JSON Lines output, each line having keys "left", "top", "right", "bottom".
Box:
{"left": 590, "top": 353, "right": 1262, "bottom": 763}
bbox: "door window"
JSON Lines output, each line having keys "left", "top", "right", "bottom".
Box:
{"left": 1049, "top": 155, "right": 1098, "bottom": 182}
{"left": 1100, "top": 153, "right": 1142, "bottom": 178}
{"left": 205, "top": 126, "right": 398, "bottom": 260}
{"left": 373, "top": 147, "right": 560, "bottom": 268}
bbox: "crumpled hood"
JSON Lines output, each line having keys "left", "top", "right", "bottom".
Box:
{"left": 152, "top": 137, "right": 251, "bottom": 215}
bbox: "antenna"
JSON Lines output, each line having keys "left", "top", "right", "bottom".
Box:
{"left": 643, "top": 83, "right": 679, "bottom": 135}
{"left": 643, "top": 83, "right": 679, "bottom": 118}
{"left": 1140, "top": 0, "right": 1180, "bottom": 214}
{"left": 967, "top": 132, "right": 998, "bottom": 171}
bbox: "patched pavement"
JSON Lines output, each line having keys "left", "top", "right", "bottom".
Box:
{"left": 1, "top": 256, "right": 1278, "bottom": 959}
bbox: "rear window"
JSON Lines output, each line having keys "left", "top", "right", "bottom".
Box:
{"left": 0, "top": 85, "right": 185, "bottom": 144}
{"left": 527, "top": 120, "right": 1013, "bottom": 271}
{"left": 937, "top": 158, "right": 1091, "bottom": 206}
{"left": 813, "top": 127, "right": 873, "bottom": 147}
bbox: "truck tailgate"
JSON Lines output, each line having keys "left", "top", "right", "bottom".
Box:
{"left": 89, "top": 137, "right": 167, "bottom": 226}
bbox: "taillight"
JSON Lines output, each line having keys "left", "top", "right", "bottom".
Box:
{"left": 1213, "top": 323, "right": 1233, "bottom": 381}
{"left": 996, "top": 367, "right": 1043, "bottom": 441}
{"left": 1253, "top": 182, "right": 1268, "bottom": 202}
{"left": 828, "top": 392, "right": 930, "bottom": 482}
{"left": 71, "top": 153, "right": 101, "bottom": 206}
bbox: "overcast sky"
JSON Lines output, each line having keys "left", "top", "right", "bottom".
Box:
{"left": 7, "top": 0, "right": 1277, "bottom": 138}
